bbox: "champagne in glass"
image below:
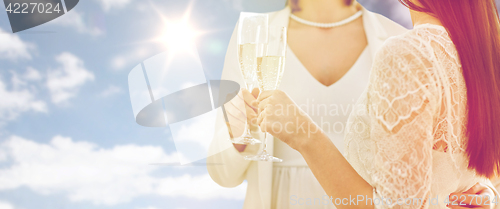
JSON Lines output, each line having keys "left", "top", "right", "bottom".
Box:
{"left": 238, "top": 43, "right": 265, "bottom": 90}
{"left": 257, "top": 56, "right": 285, "bottom": 90}
{"left": 245, "top": 26, "right": 287, "bottom": 162}
{"left": 229, "top": 12, "right": 268, "bottom": 145}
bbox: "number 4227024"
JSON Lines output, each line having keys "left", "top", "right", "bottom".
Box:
{"left": 5, "top": 3, "right": 61, "bottom": 14}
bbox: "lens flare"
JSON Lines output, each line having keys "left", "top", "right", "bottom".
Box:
{"left": 153, "top": 1, "right": 203, "bottom": 55}
{"left": 160, "top": 19, "right": 200, "bottom": 54}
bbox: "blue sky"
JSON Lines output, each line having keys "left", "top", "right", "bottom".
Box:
{"left": 0, "top": 0, "right": 498, "bottom": 209}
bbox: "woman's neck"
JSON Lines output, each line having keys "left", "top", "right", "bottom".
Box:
{"left": 291, "top": 0, "right": 359, "bottom": 23}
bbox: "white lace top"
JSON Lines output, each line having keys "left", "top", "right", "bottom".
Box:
{"left": 344, "top": 24, "right": 491, "bottom": 209}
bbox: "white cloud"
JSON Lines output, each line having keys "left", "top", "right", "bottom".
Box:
{"left": 99, "top": 85, "right": 122, "bottom": 97}
{"left": 111, "top": 47, "right": 151, "bottom": 70}
{"left": 0, "top": 135, "right": 247, "bottom": 205}
{"left": 0, "top": 27, "right": 34, "bottom": 61}
{"left": 47, "top": 52, "right": 95, "bottom": 104}
{"left": 9, "top": 71, "right": 26, "bottom": 90}
{"left": 94, "top": 0, "right": 132, "bottom": 11}
{"left": 23, "top": 67, "right": 42, "bottom": 81}
{"left": 0, "top": 75, "right": 47, "bottom": 122}
{"left": 170, "top": 111, "right": 218, "bottom": 164}
{"left": 0, "top": 200, "right": 14, "bottom": 209}
{"left": 50, "top": 10, "right": 104, "bottom": 36}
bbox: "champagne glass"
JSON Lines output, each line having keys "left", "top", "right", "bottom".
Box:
{"left": 230, "top": 12, "right": 268, "bottom": 145}
{"left": 245, "top": 26, "right": 287, "bottom": 162}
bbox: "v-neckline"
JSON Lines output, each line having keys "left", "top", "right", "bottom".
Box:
{"left": 269, "top": 7, "right": 389, "bottom": 90}
{"left": 286, "top": 45, "right": 369, "bottom": 88}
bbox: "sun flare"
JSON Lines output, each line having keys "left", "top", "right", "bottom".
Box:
{"left": 148, "top": 1, "right": 206, "bottom": 60}
{"left": 161, "top": 19, "right": 200, "bottom": 53}
{"left": 153, "top": 2, "right": 203, "bottom": 56}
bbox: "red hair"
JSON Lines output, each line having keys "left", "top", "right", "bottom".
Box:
{"left": 399, "top": 0, "right": 500, "bottom": 178}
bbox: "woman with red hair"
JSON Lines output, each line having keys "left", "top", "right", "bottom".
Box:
{"left": 255, "top": 0, "right": 500, "bottom": 208}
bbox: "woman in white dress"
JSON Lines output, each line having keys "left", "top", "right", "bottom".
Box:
{"left": 208, "top": 1, "right": 405, "bottom": 208}
{"left": 207, "top": 0, "right": 496, "bottom": 208}
{"left": 254, "top": 0, "right": 500, "bottom": 208}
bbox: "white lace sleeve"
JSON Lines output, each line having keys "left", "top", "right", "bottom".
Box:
{"left": 368, "top": 37, "right": 440, "bottom": 209}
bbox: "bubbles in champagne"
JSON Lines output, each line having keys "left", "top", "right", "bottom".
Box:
{"left": 238, "top": 43, "right": 264, "bottom": 89}
{"left": 257, "top": 56, "right": 285, "bottom": 91}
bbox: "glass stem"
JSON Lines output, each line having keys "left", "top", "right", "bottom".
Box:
{"left": 244, "top": 83, "right": 255, "bottom": 139}
{"left": 262, "top": 132, "right": 267, "bottom": 153}
{"left": 245, "top": 123, "right": 252, "bottom": 136}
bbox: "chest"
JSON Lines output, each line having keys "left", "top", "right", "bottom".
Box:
{"left": 287, "top": 21, "right": 367, "bottom": 87}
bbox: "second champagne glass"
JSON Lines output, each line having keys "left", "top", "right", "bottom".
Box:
{"left": 245, "top": 26, "right": 287, "bottom": 162}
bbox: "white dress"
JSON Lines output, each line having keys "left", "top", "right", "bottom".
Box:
{"left": 272, "top": 46, "right": 372, "bottom": 209}
{"left": 344, "top": 24, "right": 497, "bottom": 209}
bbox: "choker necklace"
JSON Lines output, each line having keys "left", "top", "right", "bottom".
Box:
{"left": 290, "top": 10, "right": 363, "bottom": 28}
